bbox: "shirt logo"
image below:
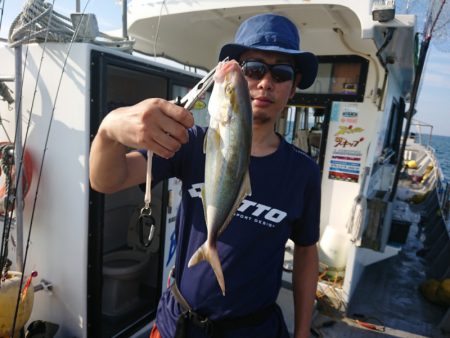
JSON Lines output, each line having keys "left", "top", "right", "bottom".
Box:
{"left": 188, "top": 183, "right": 287, "bottom": 227}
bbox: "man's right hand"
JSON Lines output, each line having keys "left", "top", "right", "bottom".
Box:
{"left": 89, "top": 98, "right": 194, "bottom": 193}
{"left": 99, "top": 98, "right": 194, "bottom": 159}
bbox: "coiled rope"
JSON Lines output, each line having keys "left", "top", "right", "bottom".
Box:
{"left": 8, "top": 0, "right": 134, "bottom": 51}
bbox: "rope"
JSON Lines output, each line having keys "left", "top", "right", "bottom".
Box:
{"left": 144, "top": 150, "right": 153, "bottom": 208}
{"left": 8, "top": 0, "right": 134, "bottom": 51}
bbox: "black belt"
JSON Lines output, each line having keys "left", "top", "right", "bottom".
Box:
{"left": 171, "top": 281, "right": 277, "bottom": 338}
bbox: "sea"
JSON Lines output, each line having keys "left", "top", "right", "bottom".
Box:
{"left": 431, "top": 134, "right": 450, "bottom": 181}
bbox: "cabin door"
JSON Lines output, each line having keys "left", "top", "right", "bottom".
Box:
{"left": 276, "top": 105, "right": 329, "bottom": 170}
{"left": 89, "top": 50, "right": 201, "bottom": 338}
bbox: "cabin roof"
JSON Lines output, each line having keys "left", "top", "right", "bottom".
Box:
{"left": 127, "top": 1, "right": 416, "bottom": 95}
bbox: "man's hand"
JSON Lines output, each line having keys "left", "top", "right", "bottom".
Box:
{"left": 89, "top": 98, "right": 194, "bottom": 193}
{"left": 99, "top": 98, "right": 194, "bottom": 159}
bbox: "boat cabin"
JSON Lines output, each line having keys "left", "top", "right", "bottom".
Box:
{"left": 0, "top": 1, "right": 420, "bottom": 337}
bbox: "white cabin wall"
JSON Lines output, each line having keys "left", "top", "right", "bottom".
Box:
{"left": 0, "top": 43, "right": 92, "bottom": 337}
{"left": 320, "top": 101, "right": 382, "bottom": 229}
{"left": 299, "top": 8, "right": 385, "bottom": 233}
{"left": 301, "top": 5, "right": 408, "bottom": 294}
{"left": 342, "top": 57, "right": 409, "bottom": 300}
{"left": 367, "top": 82, "right": 401, "bottom": 195}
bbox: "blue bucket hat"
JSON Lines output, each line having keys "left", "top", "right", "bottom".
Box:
{"left": 219, "top": 13, "right": 318, "bottom": 89}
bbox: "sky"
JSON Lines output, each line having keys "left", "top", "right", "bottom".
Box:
{"left": 1, "top": 0, "right": 449, "bottom": 137}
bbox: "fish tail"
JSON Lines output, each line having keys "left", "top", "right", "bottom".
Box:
{"left": 188, "top": 243, "right": 226, "bottom": 295}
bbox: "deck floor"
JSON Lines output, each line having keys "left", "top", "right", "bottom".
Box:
{"left": 278, "top": 222, "right": 449, "bottom": 338}
{"left": 318, "top": 222, "right": 448, "bottom": 338}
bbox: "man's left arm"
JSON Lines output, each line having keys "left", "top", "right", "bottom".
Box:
{"left": 292, "top": 243, "right": 319, "bottom": 338}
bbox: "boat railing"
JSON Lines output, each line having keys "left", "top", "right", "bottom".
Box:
{"left": 409, "top": 120, "right": 450, "bottom": 222}
{"left": 377, "top": 148, "right": 396, "bottom": 165}
{"left": 410, "top": 120, "right": 433, "bottom": 149}
{"left": 409, "top": 119, "right": 444, "bottom": 175}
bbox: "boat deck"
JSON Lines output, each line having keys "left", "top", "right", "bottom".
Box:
{"left": 303, "top": 222, "right": 449, "bottom": 338}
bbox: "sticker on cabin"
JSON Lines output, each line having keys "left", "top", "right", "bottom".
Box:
{"left": 335, "top": 125, "right": 364, "bottom": 135}
{"left": 329, "top": 149, "right": 362, "bottom": 182}
{"left": 327, "top": 102, "right": 367, "bottom": 183}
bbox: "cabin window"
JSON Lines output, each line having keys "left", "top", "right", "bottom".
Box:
{"left": 276, "top": 105, "right": 328, "bottom": 167}
{"left": 383, "top": 98, "right": 405, "bottom": 163}
{"left": 297, "top": 55, "right": 369, "bottom": 102}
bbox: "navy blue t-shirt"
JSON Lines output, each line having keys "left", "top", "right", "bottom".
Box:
{"left": 144, "top": 126, "right": 321, "bottom": 338}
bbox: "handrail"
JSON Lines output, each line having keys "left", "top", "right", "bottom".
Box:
{"left": 410, "top": 120, "right": 434, "bottom": 148}
{"left": 377, "top": 148, "right": 396, "bottom": 165}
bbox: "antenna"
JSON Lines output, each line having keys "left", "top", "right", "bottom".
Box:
{"left": 122, "top": 0, "right": 128, "bottom": 39}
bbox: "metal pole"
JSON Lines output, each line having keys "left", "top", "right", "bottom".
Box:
{"left": 76, "top": 0, "right": 80, "bottom": 12}
{"left": 389, "top": 38, "right": 431, "bottom": 202}
{"left": 14, "top": 45, "right": 24, "bottom": 272}
{"left": 122, "top": 0, "right": 128, "bottom": 39}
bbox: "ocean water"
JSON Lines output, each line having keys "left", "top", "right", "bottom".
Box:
{"left": 431, "top": 134, "right": 450, "bottom": 181}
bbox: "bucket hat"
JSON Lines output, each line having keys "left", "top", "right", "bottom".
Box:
{"left": 219, "top": 13, "right": 318, "bottom": 89}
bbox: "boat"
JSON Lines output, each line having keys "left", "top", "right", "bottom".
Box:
{"left": 0, "top": 0, "right": 449, "bottom": 337}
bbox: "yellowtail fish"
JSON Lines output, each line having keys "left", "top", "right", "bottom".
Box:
{"left": 188, "top": 60, "right": 252, "bottom": 295}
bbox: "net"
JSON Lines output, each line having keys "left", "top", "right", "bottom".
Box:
{"left": 397, "top": 0, "right": 449, "bottom": 52}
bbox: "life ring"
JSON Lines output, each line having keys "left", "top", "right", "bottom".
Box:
{"left": 0, "top": 142, "right": 33, "bottom": 215}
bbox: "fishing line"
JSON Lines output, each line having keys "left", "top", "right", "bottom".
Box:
{"left": 13, "top": 0, "right": 58, "bottom": 193}
{"left": 427, "top": 0, "right": 447, "bottom": 39}
{"left": 9, "top": 1, "right": 92, "bottom": 335}
{"left": 0, "top": 0, "right": 44, "bottom": 280}
{"left": 0, "top": 0, "right": 5, "bottom": 36}
{"left": 1, "top": 0, "right": 56, "bottom": 278}
{"left": 153, "top": 0, "right": 167, "bottom": 58}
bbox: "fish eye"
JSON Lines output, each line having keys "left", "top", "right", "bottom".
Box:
{"left": 225, "top": 83, "right": 234, "bottom": 96}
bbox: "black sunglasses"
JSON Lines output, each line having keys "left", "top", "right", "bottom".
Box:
{"left": 241, "top": 60, "right": 296, "bottom": 83}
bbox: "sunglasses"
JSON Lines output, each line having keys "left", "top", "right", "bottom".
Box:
{"left": 241, "top": 60, "right": 296, "bottom": 83}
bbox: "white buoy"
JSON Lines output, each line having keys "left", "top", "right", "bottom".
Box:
{"left": 319, "top": 226, "right": 350, "bottom": 275}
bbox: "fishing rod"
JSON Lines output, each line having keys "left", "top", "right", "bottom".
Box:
{"left": 0, "top": 0, "right": 5, "bottom": 35}
{"left": 6, "top": 0, "right": 133, "bottom": 334}
{"left": 390, "top": 0, "right": 448, "bottom": 202}
{"left": 1, "top": 0, "right": 43, "bottom": 281}
{"left": 1, "top": 0, "right": 60, "bottom": 283}
{"left": 8, "top": 0, "right": 94, "bottom": 335}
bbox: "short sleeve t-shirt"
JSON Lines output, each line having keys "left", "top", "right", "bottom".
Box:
{"left": 142, "top": 126, "right": 321, "bottom": 338}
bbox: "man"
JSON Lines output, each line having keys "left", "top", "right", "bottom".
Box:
{"left": 90, "top": 13, "right": 321, "bottom": 338}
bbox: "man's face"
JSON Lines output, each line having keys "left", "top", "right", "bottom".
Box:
{"left": 239, "top": 50, "right": 300, "bottom": 126}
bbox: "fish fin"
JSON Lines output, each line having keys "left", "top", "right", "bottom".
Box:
{"left": 188, "top": 243, "right": 226, "bottom": 295}
{"left": 188, "top": 244, "right": 207, "bottom": 267}
{"left": 241, "top": 169, "right": 252, "bottom": 197}
{"left": 217, "top": 170, "right": 252, "bottom": 237}
{"left": 203, "top": 133, "right": 207, "bottom": 154}
{"left": 201, "top": 188, "right": 208, "bottom": 225}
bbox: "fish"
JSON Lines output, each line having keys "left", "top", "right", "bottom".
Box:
{"left": 187, "top": 60, "right": 253, "bottom": 295}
